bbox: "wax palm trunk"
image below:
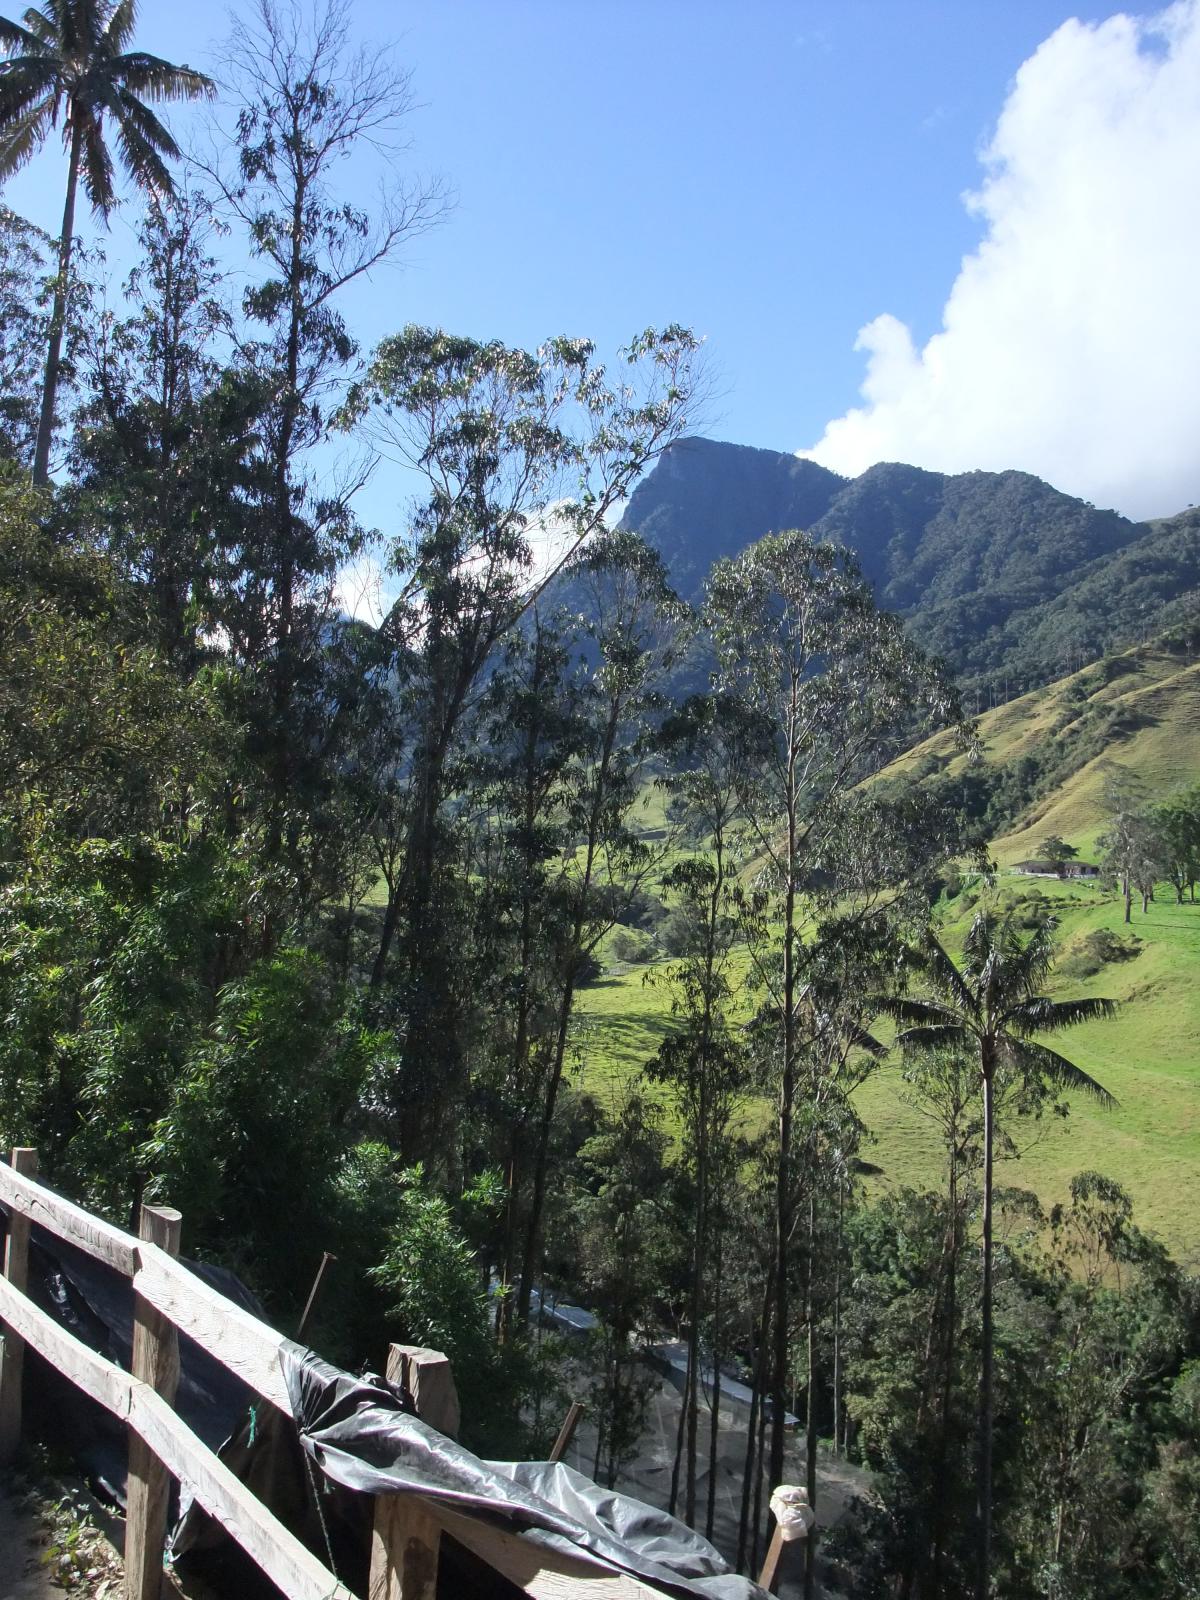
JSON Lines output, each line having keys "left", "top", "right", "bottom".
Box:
{"left": 874, "top": 912, "right": 1116, "bottom": 1600}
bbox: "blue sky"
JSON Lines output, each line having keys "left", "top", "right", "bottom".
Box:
{"left": 5, "top": 0, "right": 1198, "bottom": 529}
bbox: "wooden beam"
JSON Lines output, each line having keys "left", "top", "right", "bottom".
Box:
{"left": 0, "top": 1157, "right": 137, "bottom": 1276}
{"left": 0, "top": 1147, "right": 38, "bottom": 1464}
{"left": 132, "top": 1244, "right": 291, "bottom": 1413}
{"left": 549, "top": 1401, "right": 585, "bottom": 1464}
{"left": 368, "top": 1344, "right": 447, "bottom": 1599}
{"left": 391, "top": 1344, "right": 460, "bottom": 1440}
{"left": 369, "top": 1494, "right": 442, "bottom": 1600}
{"left": 0, "top": 1274, "right": 353, "bottom": 1600}
{"left": 436, "top": 1504, "right": 666, "bottom": 1600}
{"left": 126, "top": 1206, "right": 182, "bottom": 1600}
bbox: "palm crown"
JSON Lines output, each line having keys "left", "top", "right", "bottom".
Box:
{"left": 876, "top": 909, "right": 1115, "bottom": 1600}
{"left": 881, "top": 910, "right": 1118, "bottom": 1103}
{"left": 0, "top": 0, "right": 212, "bottom": 211}
{"left": 0, "top": 0, "right": 214, "bottom": 482}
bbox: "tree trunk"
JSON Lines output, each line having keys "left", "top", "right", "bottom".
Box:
{"left": 33, "top": 120, "right": 84, "bottom": 486}
{"left": 803, "top": 1191, "right": 818, "bottom": 1600}
{"left": 1123, "top": 874, "right": 1132, "bottom": 924}
{"left": 706, "top": 1225, "right": 724, "bottom": 1542}
{"left": 737, "top": 1269, "right": 773, "bottom": 1573}
{"left": 685, "top": 1084, "right": 709, "bottom": 1527}
{"left": 976, "top": 1060, "right": 996, "bottom": 1600}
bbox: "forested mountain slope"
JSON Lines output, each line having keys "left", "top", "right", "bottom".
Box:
{"left": 621, "top": 437, "right": 1200, "bottom": 692}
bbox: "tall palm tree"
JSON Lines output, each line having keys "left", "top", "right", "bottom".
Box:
{"left": 876, "top": 912, "right": 1116, "bottom": 1600}
{"left": 0, "top": 0, "right": 213, "bottom": 483}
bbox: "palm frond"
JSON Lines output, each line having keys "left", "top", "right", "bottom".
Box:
{"left": 1007, "top": 995, "right": 1118, "bottom": 1035}
{"left": 0, "top": 56, "right": 59, "bottom": 117}
{"left": 0, "top": 93, "right": 53, "bottom": 174}
{"left": 109, "top": 50, "right": 213, "bottom": 102}
{"left": 872, "top": 994, "right": 968, "bottom": 1031}
{"left": 20, "top": 6, "right": 59, "bottom": 49}
{"left": 0, "top": 48, "right": 61, "bottom": 88}
{"left": 895, "top": 1023, "right": 973, "bottom": 1055}
{"left": 842, "top": 1020, "right": 887, "bottom": 1059}
{"left": 108, "top": 84, "right": 172, "bottom": 194}
{"left": 79, "top": 102, "right": 115, "bottom": 213}
{"left": 1010, "top": 1039, "right": 1118, "bottom": 1108}
{"left": 0, "top": 14, "right": 49, "bottom": 51}
{"left": 102, "top": 0, "right": 136, "bottom": 53}
{"left": 917, "top": 928, "right": 979, "bottom": 1018}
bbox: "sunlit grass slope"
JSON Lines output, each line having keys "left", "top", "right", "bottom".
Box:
{"left": 575, "top": 640, "right": 1200, "bottom": 1263}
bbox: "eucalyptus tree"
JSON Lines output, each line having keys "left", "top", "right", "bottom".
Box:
{"left": 648, "top": 691, "right": 754, "bottom": 1526}
{"left": 0, "top": 0, "right": 214, "bottom": 483}
{"left": 469, "top": 606, "right": 588, "bottom": 1328}
{"left": 341, "top": 324, "right": 697, "bottom": 1158}
{"left": 877, "top": 913, "right": 1117, "bottom": 1600}
{"left": 705, "top": 529, "right": 956, "bottom": 1497}
{"left": 70, "top": 190, "right": 254, "bottom": 673}
{"left": 208, "top": 0, "right": 448, "bottom": 862}
{"left": 0, "top": 205, "right": 54, "bottom": 462}
{"left": 515, "top": 530, "right": 689, "bottom": 1324}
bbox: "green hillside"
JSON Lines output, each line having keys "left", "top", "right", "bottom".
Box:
{"left": 576, "top": 638, "right": 1200, "bottom": 1264}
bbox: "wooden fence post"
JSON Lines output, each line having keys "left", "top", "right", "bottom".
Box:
{"left": 0, "top": 1147, "right": 38, "bottom": 1465}
{"left": 367, "top": 1344, "right": 459, "bottom": 1599}
{"left": 125, "top": 1204, "right": 182, "bottom": 1600}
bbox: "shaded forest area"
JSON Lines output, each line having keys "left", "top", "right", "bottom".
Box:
{"left": 1, "top": 4, "right": 1199, "bottom": 1599}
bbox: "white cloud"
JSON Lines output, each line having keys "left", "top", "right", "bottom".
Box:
{"left": 335, "top": 555, "right": 391, "bottom": 627}
{"left": 803, "top": 1, "right": 1200, "bottom": 520}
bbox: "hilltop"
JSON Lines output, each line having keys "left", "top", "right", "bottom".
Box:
{"left": 621, "top": 437, "right": 1200, "bottom": 693}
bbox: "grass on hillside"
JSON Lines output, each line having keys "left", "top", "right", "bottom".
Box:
{"left": 576, "top": 872, "right": 1200, "bottom": 1266}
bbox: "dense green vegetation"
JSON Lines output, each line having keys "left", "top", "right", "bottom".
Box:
{"left": 623, "top": 440, "right": 1200, "bottom": 696}
{"left": 1, "top": 7, "right": 1198, "bottom": 1600}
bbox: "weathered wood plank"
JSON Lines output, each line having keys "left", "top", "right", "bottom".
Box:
{"left": 437, "top": 1505, "right": 666, "bottom": 1600}
{"left": 369, "top": 1494, "right": 441, "bottom": 1600}
{"left": 0, "top": 1147, "right": 38, "bottom": 1463}
{"left": 132, "top": 1244, "right": 292, "bottom": 1413}
{"left": 0, "top": 1158, "right": 137, "bottom": 1275}
{"left": 391, "top": 1344, "right": 460, "bottom": 1440}
{"left": 368, "top": 1344, "right": 445, "bottom": 1599}
{"left": 0, "top": 1275, "right": 353, "bottom": 1600}
{"left": 126, "top": 1206, "right": 182, "bottom": 1600}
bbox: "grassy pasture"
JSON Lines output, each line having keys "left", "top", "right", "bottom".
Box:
{"left": 574, "top": 642, "right": 1200, "bottom": 1262}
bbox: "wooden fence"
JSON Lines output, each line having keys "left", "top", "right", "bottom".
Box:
{"left": 0, "top": 1148, "right": 665, "bottom": 1600}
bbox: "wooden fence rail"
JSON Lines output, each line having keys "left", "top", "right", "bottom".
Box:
{"left": 0, "top": 1149, "right": 664, "bottom": 1600}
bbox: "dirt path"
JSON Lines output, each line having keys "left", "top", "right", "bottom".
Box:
{"left": 0, "top": 1485, "right": 60, "bottom": 1600}
{"left": 0, "top": 1480, "right": 124, "bottom": 1600}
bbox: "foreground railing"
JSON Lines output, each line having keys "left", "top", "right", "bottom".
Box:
{"left": 0, "top": 1147, "right": 663, "bottom": 1600}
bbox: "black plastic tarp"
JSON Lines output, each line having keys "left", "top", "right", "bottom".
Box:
{"left": 282, "top": 1345, "right": 766, "bottom": 1600}
{"left": 2, "top": 1200, "right": 766, "bottom": 1599}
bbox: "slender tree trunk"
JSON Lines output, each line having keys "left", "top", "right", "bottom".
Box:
{"left": 33, "top": 121, "right": 84, "bottom": 487}
{"left": 976, "top": 1060, "right": 996, "bottom": 1600}
{"left": 517, "top": 973, "right": 576, "bottom": 1325}
{"left": 669, "top": 1346, "right": 689, "bottom": 1516}
{"left": 685, "top": 1084, "right": 709, "bottom": 1527}
{"left": 929, "top": 1156, "right": 962, "bottom": 1596}
{"left": 1123, "top": 874, "right": 1132, "bottom": 924}
{"left": 803, "top": 1191, "right": 818, "bottom": 1600}
{"left": 772, "top": 737, "right": 800, "bottom": 1494}
{"left": 706, "top": 1224, "right": 724, "bottom": 1542}
{"left": 751, "top": 1368, "right": 769, "bottom": 1574}
{"left": 737, "top": 1270, "right": 773, "bottom": 1572}
{"left": 832, "top": 1178, "right": 843, "bottom": 1456}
